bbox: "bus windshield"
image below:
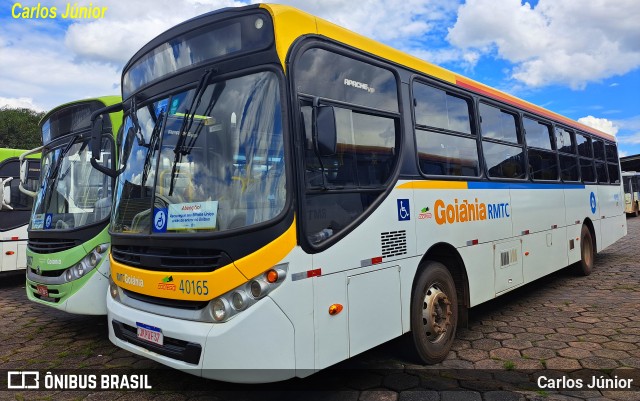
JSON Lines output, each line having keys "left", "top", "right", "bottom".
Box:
{"left": 31, "top": 136, "right": 113, "bottom": 231}
{"left": 111, "top": 71, "right": 286, "bottom": 234}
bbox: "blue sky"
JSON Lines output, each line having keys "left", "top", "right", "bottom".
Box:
{"left": 1, "top": 0, "right": 639, "bottom": 156}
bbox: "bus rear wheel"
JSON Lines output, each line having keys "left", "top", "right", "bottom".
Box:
{"left": 410, "top": 261, "right": 458, "bottom": 364}
{"left": 576, "top": 225, "right": 594, "bottom": 276}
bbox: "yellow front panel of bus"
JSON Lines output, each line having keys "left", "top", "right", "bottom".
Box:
{"left": 111, "top": 219, "right": 297, "bottom": 301}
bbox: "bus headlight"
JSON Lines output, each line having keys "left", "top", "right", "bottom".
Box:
{"left": 63, "top": 242, "right": 108, "bottom": 283}
{"left": 212, "top": 298, "right": 230, "bottom": 322}
{"left": 207, "top": 263, "right": 288, "bottom": 323}
{"left": 231, "top": 291, "right": 249, "bottom": 311}
{"left": 109, "top": 277, "right": 118, "bottom": 299}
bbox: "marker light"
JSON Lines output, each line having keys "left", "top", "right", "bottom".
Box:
{"left": 66, "top": 270, "right": 73, "bottom": 282}
{"left": 266, "top": 269, "right": 279, "bottom": 283}
{"left": 328, "top": 304, "right": 343, "bottom": 315}
{"left": 255, "top": 18, "right": 264, "bottom": 29}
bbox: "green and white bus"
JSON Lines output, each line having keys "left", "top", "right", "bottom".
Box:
{"left": 23, "top": 97, "right": 121, "bottom": 314}
{"left": 0, "top": 148, "right": 40, "bottom": 274}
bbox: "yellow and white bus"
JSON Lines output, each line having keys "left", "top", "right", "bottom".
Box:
{"left": 96, "top": 4, "right": 626, "bottom": 382}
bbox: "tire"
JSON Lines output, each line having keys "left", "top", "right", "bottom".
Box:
{"left": 410, "top": 261, "right": 458, "bottom": 364}
{"left": 576, "top": 225, "right": 594, "bottom": 276}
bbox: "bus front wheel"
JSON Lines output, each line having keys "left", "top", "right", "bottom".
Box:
{"left": 576, "top": 225, "right": 594, "bottom": 276}
{"left": 410, "top": 261, "right": 458, "bottom": 364}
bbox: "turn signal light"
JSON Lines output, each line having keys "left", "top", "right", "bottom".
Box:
{"left": 328, "top": 304, "right": 343, "bottom": 315}
{"left": 266, "top": 269, "right": 279, "bottom": 283}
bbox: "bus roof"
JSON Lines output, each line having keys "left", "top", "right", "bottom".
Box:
{"left": 39, "top": 96, "right": 121, "bottom": 126}
{"left": 0, "top": 148, "right": 39, "bottom": 161}
{"left": 261, "top": 4, "right": 615, "bottom": 142}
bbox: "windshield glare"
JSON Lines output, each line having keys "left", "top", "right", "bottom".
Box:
{"left": 31, "top": 136, "right": 113, "bottom": 231}
{"left": 112, "top": 71, "right": 286, "bottom": 235}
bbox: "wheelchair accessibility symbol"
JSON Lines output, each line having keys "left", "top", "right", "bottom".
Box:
{"left": 153, "top": 208, "right": 167, "bottom": 232}
{"left": 397, "top": 199, "right": 410, "bottom": 221}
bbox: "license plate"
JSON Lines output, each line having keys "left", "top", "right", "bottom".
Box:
{"left": 36, "top": 285, "right": 49, "bottom": 297}
{"left": 136, "top": 322, "right": 163, "bottom": 346}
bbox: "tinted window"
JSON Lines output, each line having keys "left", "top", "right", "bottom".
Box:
{"left": 414, "top": 83, "right": 471, "bottom": 134}
{"left": 417, "top": 132, "right": 479, "bottom": 176}
{"left": 576, "top": 134, "right": 592, "bottom": 158}
{"left": 523, "top": 117, "right": 553, "bottom": 150}
{"left": 483, "top": 142, "right": 525, "bottom": 179}
{"left": 556, "top": 127, "right": 575, "bottom": 154}
{"left": 593, "top": 139, "right": 606, "bottom": 161}
{"left": 528, "top": 149, "right": 558, "bottom": 180}
{"left": 581, "top": 159, "right": 595, "bottom": 183}
{"left": 608, "top": 164, "right": 620, "bottom": 184}
{"left": 479, "top": 103, "right": 519, "bottom": 143}
{"left": 595, "top": 162, "right": 608, "bottom": 183}
{"left": 605, "top": 143, "right": 618, "bottom": 162}
{"left": 559, "top": 155, "right": 579, "bottom": 181}
{"left": 295, "top": 48, "right": 398, "bottom": 113}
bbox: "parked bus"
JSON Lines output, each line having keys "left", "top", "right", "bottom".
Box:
{"left": 23, "top": 97, "right": 122, "bottom": 314}
{"left": 622, "top": 171, "right": 640, "bottom": 216}
{"left": 0, "top": 148, "right": 40, "bottom": 274}
{"left": 94, "top": 4, "right": 626, "bottom": 382}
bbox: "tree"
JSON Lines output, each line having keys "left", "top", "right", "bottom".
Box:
{"left": 0, "top": 107, "right": 46, "bottom": 150}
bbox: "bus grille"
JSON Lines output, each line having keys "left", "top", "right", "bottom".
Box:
{"left": 123, "top": 288, "right": 208, "bottom": 310}
{"left": 111, "top": 245, "right": 232, "bottom": 272}
{"left": 28, "top": 238, "right": 78, "bottom": 254}
{"left": 381, "top": 230, "right": 407, "bottom": 258}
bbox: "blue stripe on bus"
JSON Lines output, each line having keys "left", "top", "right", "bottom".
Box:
{"left": 467, "top": 182, "right": 585, "bottom": 190}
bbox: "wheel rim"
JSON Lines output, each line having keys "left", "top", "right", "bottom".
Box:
{"left": 422, "top": 284, "right": 452, "bottom": 343}
{"left": 582, "top": 233, "right": 593, "bottom": 267}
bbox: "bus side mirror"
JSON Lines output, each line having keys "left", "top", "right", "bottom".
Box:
{"left": 19, "top": 147, "right": 42, "bottom": 198}
{"left": 91, "top": 115, "right": 105, "bottom": 160}
{"left": 89, "top": 102, "right": 122, "bottom": 178}
{"left": 314, "top": 105, "right": 337, "bottom": 157}
{"left": 1, "top": 177, "right": 13, "bottom": 210}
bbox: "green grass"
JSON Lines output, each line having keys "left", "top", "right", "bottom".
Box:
{"left": 503, "top": 360, "right": 515, "bottom": 370}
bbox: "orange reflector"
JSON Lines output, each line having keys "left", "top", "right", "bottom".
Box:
{"left": 328, "top": 304, "right": 343, "bottom": 315}
{"left": 5, "top": 251, "right": 14, "bottom": 256}
{"left": 266, "top": 269, "right": 279, "bottom": 283}
{"left": 371, "top": 256, "right": 383, "bottom": 265}
{"left": 11, "top": 236, "right": 19, "bottom": 241}
{"left": 524, "top": 251, "right": 529, "bottom": 256}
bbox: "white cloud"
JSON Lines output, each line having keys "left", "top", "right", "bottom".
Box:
{"left": 447, "top": 0, "right": 640, "bottom": 88}
{"left": 0, "top": 97, "right": 46, "bottom": 112}
{"left": 64, "top": 0, "right": 244, "bottom": 65}
{"left": 578, "top": 116, "right": 619, "bottom": 136}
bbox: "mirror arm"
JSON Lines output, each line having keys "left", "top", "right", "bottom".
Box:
{"left": 90, "top": 158, "right": 119, "bottom": 178}
{"left": 18, "top": 146, "right": 42, "bottom": 198}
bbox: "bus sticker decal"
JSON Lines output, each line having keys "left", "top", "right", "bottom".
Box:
{"left": 397, "top": 199, "right": 410, "bottom": 221}
{"left": 167, "top": 200, "right": 218, "bottom": 231}
{"left": 32, "top": 214, "right": 44, "bottom": 230}
{"left": 153, "top": 208, "right": 167, "bottom": 233}
{"left": 44, "top": 213, "right": 53, "bottom": 229}
{"left": 590, "top": 192, "right": 597, "bottom": 214}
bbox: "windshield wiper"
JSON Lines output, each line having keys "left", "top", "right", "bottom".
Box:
{"left": 129, "top": 96, "right": 148, "bottom": 147}
{"left": 44, "top": 134, "right": 80, "bottom": 210}
{"left": 141, "top": 108, "right": 165, "bottom": 186}
{"left": 167, "top": 69, "right": 215, "bottom": 196}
